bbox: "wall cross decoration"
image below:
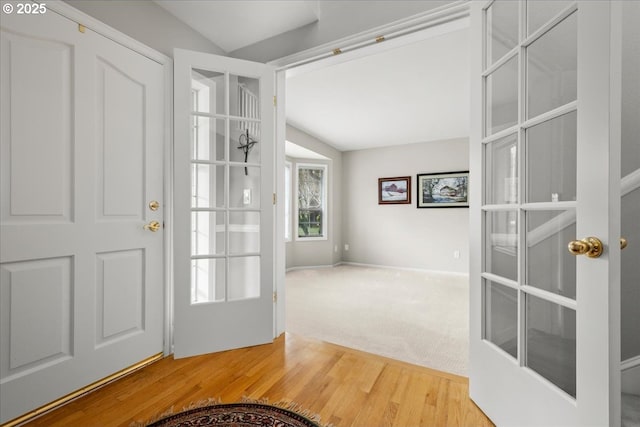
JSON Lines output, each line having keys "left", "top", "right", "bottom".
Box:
{"left": 237, "top": 128, "right": 258, "bottom": 175}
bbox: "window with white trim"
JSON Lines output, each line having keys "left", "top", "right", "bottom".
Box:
{"left": 296, "top": 163, "right": 327, "bottom": 240}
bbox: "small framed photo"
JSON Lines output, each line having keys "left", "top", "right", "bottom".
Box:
{"left": 378, "top": 176, "right": 411, "bottom": 205}
{"left": 417, "top": 171, "right": 469, "bottom": 208}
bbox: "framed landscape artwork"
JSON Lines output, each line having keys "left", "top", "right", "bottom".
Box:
{"left": 417, "top": 171, "right": 469, "bottom": 208}
{"left": 378, "top": 176, "right": 411, "bottom": 205}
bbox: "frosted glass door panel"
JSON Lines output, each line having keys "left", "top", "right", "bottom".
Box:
{"left": 229, "top": 211, "right": 260, "bottom": 254}
{"left": 526, "top": 112, "right": 577, "bottom": 203}
{"left": 192, "top": 212, "right": 225, "bottom": 256}
{"left": 527, "top": 1, "right": 572, "bottom": 36}
{"left": 192, "top": 164, "right": 225, "bottom": 208}
{"left": 192, "top": 117, "right": 225, "bottom": 162}
{"left": 229, "top": 166, "right": 261, "bottom": 209}
{"left": 228, "top": 256, "right": 260, "bottom": 300}
{"left": 486, "top": 56, "right": 518, "bottom": 136}
{"left": 486, "top": 0, "right": 519, "bottom": 65}
{"left": 484, "top": 280, "right": 518, "bottom": 358}
{"left": 526, "top": 210, "right": 576, "bottom": 299}
{"left": 485, "top": 211, "right": 518, "bottom": 281}
{"left": 485, "top": 133, "right": 518, "bottom": 205}
{"left": 230, "top": 119, "right": 260, "bottom": 164}
{"left": 526, "top": 13, "right": 577, "bottom": 119}
{"left": 192, "top": 69, "right": 225, "bottom": 115}
{"left": 526, "top": 294, "right": 576, "bottom": 397}
{"left": 192, "top": 258, "right": 225, "bottom": 304}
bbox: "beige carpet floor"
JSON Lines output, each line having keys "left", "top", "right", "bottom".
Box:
{"left": 285, "top": 265, "right": 469, "bottom": 376}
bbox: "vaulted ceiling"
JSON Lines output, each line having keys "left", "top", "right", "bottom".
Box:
{"left": 153, "top": 1, "right": 320, "bottom": 52}
{"left": 286, "top": 27, "right": 470, "bottom": 151}
{"left": 154, "top": 1, "right": 469, "bottom": 152}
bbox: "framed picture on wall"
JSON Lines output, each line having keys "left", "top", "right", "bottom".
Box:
{"left": 417, "top": 171, "right": 469, "bottom": 208}
{"left": 378, "top": 176, "right": 411, "bottom": 204}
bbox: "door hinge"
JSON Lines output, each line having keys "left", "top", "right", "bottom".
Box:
{"left": 273, "top": 291, "right": 278, "bottom": 303}
{"left": 78, "top": 23, "right": 86, "bottom": 33}
{"left": 273, "top": 193, "right": 277, "bottom": 205}
{"left": 273, "top": 96, "right": 277, "bottom": 107}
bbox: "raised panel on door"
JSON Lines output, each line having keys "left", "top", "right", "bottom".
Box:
{"left": 96, "top": 59, "right": 145, "bottom": 219}
{"left": 0, "top": 257, "right": 73, "bottom": 378}
{"left": 96, "top": 249, "right": 144, "bottom": 346}
{"left": 0, "top": 29, "right": 73, "bottom": 222}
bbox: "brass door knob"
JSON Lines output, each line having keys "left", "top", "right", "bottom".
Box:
{"left": 143, "top": 220, "right": 161, "bottom": 232}
{"left": 620, "top": 237, "right": 628, "bottom": 250}
{"left": 567, "top": 237, "right": 603, "bottom": 258}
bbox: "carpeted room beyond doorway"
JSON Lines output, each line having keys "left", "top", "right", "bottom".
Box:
{"left": 285, "top": 265, "right": 469, "bottom": 376}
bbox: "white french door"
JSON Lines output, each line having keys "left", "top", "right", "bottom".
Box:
{"left": 173, "top": 49, "right": 275, "bottom": 358}
{"left": 0, "top": 3, "right": 165, "bottom": 424}
{"left": 470, "top": 1, "right": 622, "bottom": 426}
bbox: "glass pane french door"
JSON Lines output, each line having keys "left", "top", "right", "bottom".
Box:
{"left": 482, "top": 0, "right": 579, "bottom": 397}
{"left": 472, "top": 1, "right": 622, "bottom": 425}
{"left": 173, "top": 49, "right": 274, "bottom": 359}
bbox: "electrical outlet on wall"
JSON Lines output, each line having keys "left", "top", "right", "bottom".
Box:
{"left": 344, "top": 244, "right": 350, "bottom": 251}
{"left": 453, "top": 250, "right": 460, "bottom": 259}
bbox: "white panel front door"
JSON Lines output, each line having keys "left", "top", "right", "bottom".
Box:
{"left": 0, "top": 4, "right": 164, "bottom": 423}
{"left": 469, "top": 1, "right": 622, "bottom": 425}
{"left": 173, "top": 49, "right": 274, "bottom": 358}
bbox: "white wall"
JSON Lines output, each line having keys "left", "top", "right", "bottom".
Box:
{"left": 64, "top": 0, "right": 225, "bottom": 57}
{"left": 230, "top": 0, "right": 456, "bottom": 62}
{"left": 286, "top": 126, "right": 342, "bottom": 269}
{"left": 342, "top": 138, "right": 469, "bottom": 273}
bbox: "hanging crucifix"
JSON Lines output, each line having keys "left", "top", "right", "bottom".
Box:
{"left": 237, "top": 128, "right": 258, "bottom": 175}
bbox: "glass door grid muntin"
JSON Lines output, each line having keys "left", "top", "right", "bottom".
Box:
{"left": 190, "top": 68, "right": 262, "bottom": 305}
{"left": 481, "top": 0, "right": 579, "bottom": 398}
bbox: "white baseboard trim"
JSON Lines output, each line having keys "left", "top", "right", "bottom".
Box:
{"left": 285, "top": 262, "right": 342, "bottom": 273}
{"left": 622, "top": 355, "right": 640, "bottom": 395}
{"left": 340, "top": 261, "right": 469, "bottom": 278}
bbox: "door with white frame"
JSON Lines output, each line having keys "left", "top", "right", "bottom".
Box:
{"left": 173, "top": 49, "right": 274, "bottom": 358}
{"left": 469, "top": 1, "right": 622, "bottom": 426}
{"left": 0, "top": 4, "right": 165, "bottom": 424}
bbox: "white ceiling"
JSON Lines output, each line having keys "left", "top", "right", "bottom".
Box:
{"left": 153, "top": 1, "right": 319, "bottom": 53}
{"left": 285, "top": 141, "right": 329, "bottom": 160}
{"left": 286, "top": 28, "right": 470, "bottom": 152}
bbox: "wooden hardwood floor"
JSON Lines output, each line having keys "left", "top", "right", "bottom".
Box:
{"left": 22, "top": 333, "right": 494, "bottom": 427}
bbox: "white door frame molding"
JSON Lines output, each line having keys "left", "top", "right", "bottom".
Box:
{"left": 269, "top": 0, "right": 470, "bottom": 73}
{"left": 44, "top": 0, "right": 174, "bottom": 356}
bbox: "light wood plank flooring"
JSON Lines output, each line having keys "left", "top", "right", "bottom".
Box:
{"left": 23, "top": 333, "right": 493, "bottom": 427}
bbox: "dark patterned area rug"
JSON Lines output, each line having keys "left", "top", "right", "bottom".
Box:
{"left": 135, "top": 400, "right": 327, "bottom": 427}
